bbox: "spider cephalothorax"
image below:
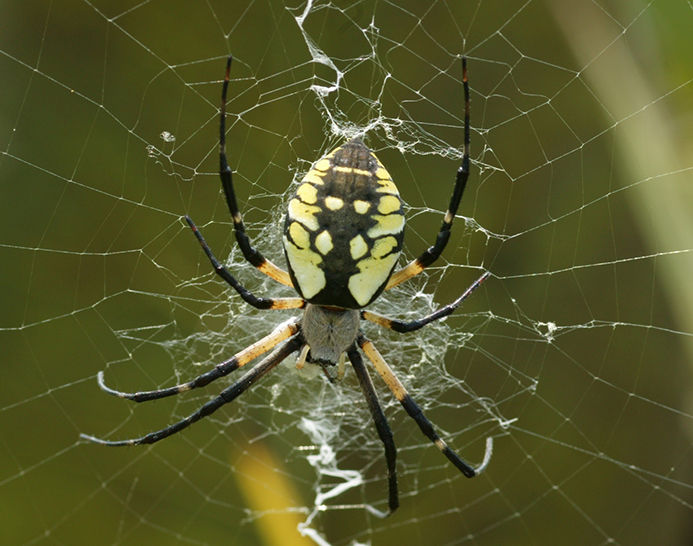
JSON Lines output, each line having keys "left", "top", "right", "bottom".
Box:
{"left": 301, "top": 304, "right": 359, "bottom": 365}
{"left": 82, "top": 55, "right": 493, "bottom": 515}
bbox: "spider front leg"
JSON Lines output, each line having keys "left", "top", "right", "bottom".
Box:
{"left": 81, "top": 336, "right": 303, "bottom": 446}
{"left": 218, "top": 55, "right": 292, "bottom": 288}
{"left": 347, "top": 346, "right": 399, "bottom": 515}
{"left": 97, "top": 318, "right": 300, "bottom": 403}
{"left": 358, "top": 335, "right": 492, "bottom": 478}
{"left": 387, "top": 57, "right": 471, "bottom": 290}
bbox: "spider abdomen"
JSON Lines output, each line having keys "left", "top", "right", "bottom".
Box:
{"left": 283, "top": 138, "right": 405, "bottom": 308}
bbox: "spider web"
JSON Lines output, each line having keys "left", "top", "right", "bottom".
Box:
{"left": 2, "top": 0, "right": 693, "bottom": 544}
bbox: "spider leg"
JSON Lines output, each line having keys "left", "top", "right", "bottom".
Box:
{"left": 186, "top": 216, "right": 304, "bottom": 310}
{"left": 81, "top": 335, "right": 303, "bottom": 446}
{"left": 363, "top": 271, "right": 490, "bottom": 333}
{"left": 218, "top": 55, "right": 293, "bottom": 288}
{"left": 358, "top": 334, "right": 492, "bottom": 478}
{"left": 386, "top": 57, "right": 471, "bottom": 290}
{"left": 347, "top": 346, "right": 399, "bottom": 515}
{"left": 98, "top": 318, "right": 300, "bottom": 402}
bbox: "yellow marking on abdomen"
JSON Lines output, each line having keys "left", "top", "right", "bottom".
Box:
{"left": 367, "top": 213, "right": 405, "bottom": 239}
{"left": 377, "top": 195, "right": 401, "bottom": 214}
{"left": 324, "top": 196, "right": 344, "bottom": 210}
{"left": 371, "top": 236, "right": 398, "bottom": 258}
{"left": 349, "top": 234, "right": 368, "bottom": 259}
{"left": 283, "top": 235, "right": 325, "bottom": 299}
{"left": 288, "top": 198, "right": 321, "bottom": 231}
{"left": 333, "top": 166, "right": 372, "bottom": 176}
{"left": 302, "top": 172, "right": 325, "bottom": 185}
{"left": 348, "top": 252, "right": 399, "bottom": 307}
{"left": 289, "top": 221, "right": 310, "bottom": 248}
{"left": 353, "top": 200, "right": 370, "bottom": 214}
{"left": 314, "top": 158, "right": 331, "bottom": 171}
{"left": 315, "top": 230, "right": 334, "bottom": 255}
{"left": 296, "top": 183, "right": 318, "bottom": 204}
{"left": 376, "top": 180, "right": 399, "bottom": 195}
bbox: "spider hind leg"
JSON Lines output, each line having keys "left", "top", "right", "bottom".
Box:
{"left": 217, "top": 56, "right": 293, "bottom": 288}
{"left": 386, "top": 56, "right": 472, "bottom": 290}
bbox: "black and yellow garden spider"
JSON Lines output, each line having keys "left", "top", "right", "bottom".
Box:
{"left": 82, "top": 55, "right": 493, "bottom": 514}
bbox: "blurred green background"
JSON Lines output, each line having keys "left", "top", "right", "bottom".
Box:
{"left": 1, "top": 1, "right": 692, "bottom": 544}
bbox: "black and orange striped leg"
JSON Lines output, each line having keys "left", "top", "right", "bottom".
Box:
{"left": 364, "top": 271, "right": 490, "bottom": 333}
{"left": 186, "top": 216, "right": 304, "bottom": 311}
{"left": 96, "top": 318, "right": 300, "bottom": 403}
{"left": 358, "top": 335, "right": 493, "bottom": 478}
{"left": 218, "top": 56, "right": 293, "bottom": 288}
{"left": 387, "top": 57, "right": 471, "bottom": 290}
{"left": 81, "top": 335, "right": 303, "bottom": 446}
{"left": 347, "top": 346, "right": 399, "bottom": 515}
